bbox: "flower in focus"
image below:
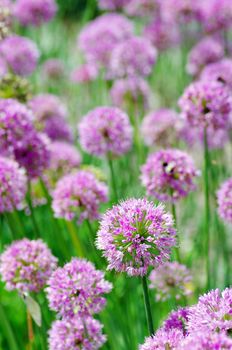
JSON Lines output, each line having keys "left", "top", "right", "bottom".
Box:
{"left": 48, "top": 316, "right": 106, "bottom": 350}
{"left": 109, "top": 36, "right": 157, "bottom": 78}
{"left": 200, "top": 58, "right": 232, "bottom": 90}
{"left": 162, "top": 308, "right": 189, "bottom": 335}
{"left": 217, "top": 178, "right": 232, "bottom": 224}
{"left": 186, "top": 37, "right": 224, "bottom": 76}
{"left": 141, "top": 149, "right": 199, "bottom": 202}
{"left": 52, "top": 170, "right": 108, "bottom": 223}
{"left": 141, "top": 109, "right": 179, "bottom": 147}
{"left": 78, "top": 106, "right": 133, "bottom": 158}
{"left": 46, "top": 258, "right": 112, "bottom": 318}
{"left": 96, "top": 198, "right": 176, "bottom": 276}
{"left": 0, "top": 238, "right": 57, "bottom": 293}
{"left": 0, "top": 156, "right": 27, "bottom": 213}
{"left": 139, "top": 329, "right": 184, "bottom": 350}
{"left": 180, "top": 332, "right": 232, "bottom": 350}
{"left": 42, "top": 59, "right": 65, "bottom": 80}
{"left": 0, "top": 35, "right": 39, "bottom": 76}
{"left": 14, "top": 0, "right": 57, "bottom": 27}
{"left": 149, "top": 262, "right": 192, "bottom": 301}
{"left": 71, "top": 63, "right": 98, "bottom": 83}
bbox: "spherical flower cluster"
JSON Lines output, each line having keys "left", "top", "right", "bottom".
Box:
{"left": 125, "top": 0, "right": 160, "bottom": 18}
{"left": 42, "top": 59, "right": 65, "bottom": 80}
{"left": 141, "top": 149, "right": 199, "bottom": 202}
{"left": 78, "top": 13, "right": 133, "bottom": 67}
{"left": 0, "top": 156, "right": 27, "bottom": 213}
{"left": 110, "top": 77, "right": 150, "bottom": 110}
{"left": 140, "top": 329, "right": 184, "bottom": 350}
{"left": 96, "top": 198, "right": 176, "bottom": 276}
{"left": 46, "top": 258, "right": 112, "bottom": 318}
{"left": 98, "top": 0, "right": 128, "bottom": 10}
{"left": 109, "top": 36, "right": 157, "bottom": 78}
{"left": 0, "top": 238, "right": 57, "bottom": 293}
{"left": 149, "top": 262, "right": 192, "bottom": 301}
{"left": 14, "top": 0, "right": 57, "bottom": 27}
{"left": 180, "top": 332, "right": 232, "bottom": 350}
{"left": 78, "top": 106, "right": 133, "bottom": 158}
{"left": 161, "top": 0, "right": 202, "bottom": 23}
{"left": 179, "top": 80, "right": 232, "bottom": 130}
{"left": 71, "top": 63, "right": 98, "bottom": 83}
{"left": 186, "top": 37, "right": 224, "bottom": 76}
{"left": 217, "top": 178, "right": 232, "bottom": 224}
{"left": 52, "top": 170, "right": 108, "bottom": 223}
{"left": 141, "top": 109, "right": 179, "bottom": 147}
{"left": 0, "top": 35, "right": 39, "bottom": 76}
{"left": 200, "top": 58, "right": 232, "bottom": 90}
{"left": 163, "top": 308, "right": 189, "bottom": 335}
{"left": 48, "top": 316, "right": 106, "bottom": 350}
{"left": 199, "top": 0, "right": 232, "bottom": 33}
{"left": 44, "top": 116, "right": 73, "bottom": 143}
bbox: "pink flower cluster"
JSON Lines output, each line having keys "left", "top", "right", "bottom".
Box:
{"left": 201, "top": 58, "right": 232, "bottom": 90}
{"left": 217, "top": 178, "right": 232, "bottom": 224}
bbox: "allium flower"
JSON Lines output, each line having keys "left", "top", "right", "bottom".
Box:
{"left": 180, "top": 332, "right": 232, "bottom": 350}
{"left": 125, "top": 0, "right": 160, "bottom": 18}
{"left": 141, "top": 109, "right": 179, "bottom": 147}
{"left": 144, "top": 18, "right": 180, "bottom": 51}
{"left": 109, "top": 36, "right": 157, "bottom": 78}
{"left": 96, "top": 198, "right": 176, "bottom": 276}
{"left": 29, "top": 93, "right": 67, "bottom": 122}
{"left": 179, "top": 80, "right": 232, "bottom": 130}
{"left": 187, "top": 288, "right": 232, "bottom": 334}
{"left": 110, "top": 77, "right": 150, "bottom": 110}
{"left": 141, "top": 149, "right": 199, "bottom": 202}
{"left": 52, "top": 170, "right": 108, "bottom": 223}
{"left": 46, "top": 258, "right": 112, "bottom": 318}
{"left": 42, "top": 59, "right": 65, "bottom": 80}
{"left": 161, "top": 0, "right": 202, "bottom": 23}
{"left": 71, "top": 63, "right": 98, "bottom": 83}
{"left": 14, "top": 0, "right": 57, "bottom": 27}
{"left": 0, "top": 156, "right": 27, "bottom": 213}
{"left": 200, "top": 58, "right": 232, "bottom": 90}
{"left": 186, "top": 37, "right": 224, "bottom": 76}
{"left": 0, "top": 238, "right": 57, "bottom": 293}
{"left": 149, "top": 262, "right": 192, "bottom": 301}
{"left": 139, "top": 329, "right": 184, "bottom": 350}
{"left": 78, "top": 106, "right": 133, "bottom": 158}
{"left": 43, "top": 116, "right": 73, "bottom": 143}
{"left": 98, "top": 0, "right": 128, "bottom": 10}
{"left": 0, "top": 35, "right": 39, "bottom": 76}
{"left": 199, "top": 0, "right": 232, "bottom": 33}
{"left": 217, "top": 178, "right": 232, "bottom": 224}
{"left": 48, "top": 316, "right": 106, "bottom": 350}
{"left": 78, "top": 13, "right": 133, "bottom": 67}
{"left": 162, "top": 308, "right": 189, "bottom": 335}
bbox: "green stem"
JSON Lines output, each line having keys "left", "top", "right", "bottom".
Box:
{"left": 0, "top": 303, "right": 19, "bottom": 350}
{"left": 108, "top": 157, "right": 118, "bottom": 202}
{"left": 66, "top": 221, "right": 84, "bottom": 257}
{"left": 141, "top": 276, "right": 154, "bottom": 335}
{"left": 171, "top": 202, "right": 181, "bottom": 262}
{"left": 27, "top": 181, "right": 40, "bottom": 237}
{"left": 3, "top": 212, "right": 15, "bottom": 239}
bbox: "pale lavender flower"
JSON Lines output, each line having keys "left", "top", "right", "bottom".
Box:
{"left": 0, "top": 35, "right": 39, "bottom": 76}
{"left": 98, "top": 0, "right": 128, "bottom": 10}
{"left": 139, "top": 329, "right": 184, "bottom": 350}
{"left": 52, "top": 170, "right": 108, "bottom": 223}
{"left": 200, "top": 58, "right": 232, "bottom": 90}
{"left": 149, "top": 262, "right": 192, "bottom": 301}
{"left": 141, "top": 109, "right": 179, "bottom": 147}
{"left": 186, "top": 37, "right": 224, "bottom": 76}
{"left": 0, "top": 238, "right": 57, "bottom": 293}
{"left": 78, "top": 106, "right": 133, "bottom": 158}
{"left": 109, "top": 36, "right": 157, "bottom": 78}
{"left": 78, "top": 13, "right": 133, "bottom": 67}
{"left": 46, "top": 258, "right": 112, "bottom": 318}
{"left": 217, "top": 178, "right": 232, "bottom": 224}
{"left": 179, "top": 80, "right": 232, "bottom": 130}
{"left": 161, "top": 0, "right": 203, "bottom": 23}
{"left": 42, "top": 59, "right": 65, "bottom": 80}
{"left": 180, "top": 332, "right": 232, "bottom": 350}
{"left": 0, "top": 156, "right": 27, "bottom": 213}
{"left": 96, "top": 198, "right": 176, "bottom": 276}
{"left": 162, "top": 308, "right": 190, "bottom": 335}
{"left": 71, "top": 63, "right": 98, "bottom": 83}
{"left": 141, "top": 149, "right": 199, "bottom": 202}
{"left": 48, "top": 316, "right": 106, "bottom": 350}
{"left": 110, "top": 77, "right": 150, "bottom": 110}
{"left": 14, "top": 0, "right": 57, "bottom": 27}
{"left": 29, "top": 93, "right": 67, "bottom": 122}
{"left": 125, "top": 0, "right": 160, "bottom": 18}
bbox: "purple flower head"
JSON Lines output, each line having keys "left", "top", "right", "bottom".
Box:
{"left": 29, "top": 93, "right": 67, "bottom": 122}
{"left": 161, "top": 0, "right": 203, "bottom": 23}
{"left": 98, "top": 0, "right": 128, "bottom": 10}
{"left": 96, "top": 198, "right": 177, "bottom": 276}
{"left": 42, "top": 59, "right": 65, "bottom": 80}
{"left": 200, "top": 0, "right": 232, "bottom": 33}
{"left": 179, "top": 80, "right": 232, "bottom": 130}
{"left": 14, "top": 0, "right": 57, "bottom": 27}
{"left": 43, "top": 116, "right": 73, "bottom": 143}
{"left": 186, "top": 37, "right": 224, "bottom": 76}
{"left": 162, "top": 307, "right": 190, "bottom": 336}
{"left": 140, "top": 329, "right": 184, "bottom": 350}
{"left": 52, "top": 170, "right": 108, "bottom": 223}
{"left": 125, "top": 0, "right": 161, "bottom": 18}
{"left": 141, "top": 149, "right": 199, "bottom": 202}
{"left": 71, "top": 63, "right": 98, "bottom": 83}
{"left": 46, "top": 258, "right": 112, "bottom": 318}
{"left": 48, "top": 316, "right": 106, "bottom": 350}
{"left": 78, "top": 106, "right": 133, "bottom": 158}
{"left": 200, "top": 59, "right": 232, "bottom": 90}
{"left": 0, "top": 156, "right": 27, "bottom": 213}
{"left": 110, "top": 77, "right": 150, "bottom": 110}
{"left": 78, "top": 13, "right": 133, "bottom": 67}
{"left": 149, "top": 262, "right": 192, "bottom": 301}
{"left": 109, "top": 36, "right": 157, "bottom": 78}
{"left": 188, "top": 288, "right": 232, "bottom": 334}
{"left": 0, "top": 35, "right": 39, "bottom": 76}
{"left": 180, "top": 332, "right": 232, "bottom": 350}
{"left": 217, "top": 178, "right": 232, "bottom": 224}
{"left": 141, "top": 109, "right": 179, "bottom": 147}
{"left": 0, "top": 238, "right": 57, "bottom": 293}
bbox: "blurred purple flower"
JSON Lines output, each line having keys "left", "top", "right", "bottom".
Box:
{"left": 217, "top": 178, "right": 232, "bottom": 224}
{"left": 71, "top": 63, "right": 98, "bottom": 83}
{"left": 200, "top": 58, "right": 232, "bottom": 90}
{"left": 42, "top": 58, "right": 65, "bottom": 80}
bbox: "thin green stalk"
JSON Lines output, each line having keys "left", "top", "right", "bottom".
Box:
{"left": 108, "top": 157, "right": 118, "bottom": 202}
{"left": 141, "top": 276, "right": 154, "bottom": 335}
{"left": 3, "top": 212, "right": 15, "bottom": 239}
{"left": 66, "top": 220, "right": 84, "bottom": 257}
{"left": 171, "top": 202, "right": 181, "bottom": 262}
{"left": 203, "top": 128, "right": 211, "bottom": 290}
{"left": 27, "top": 181, "right": 40, "bottom": 237}
{"left": 0, "top": 303, "right": 19, "bottom": 350}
